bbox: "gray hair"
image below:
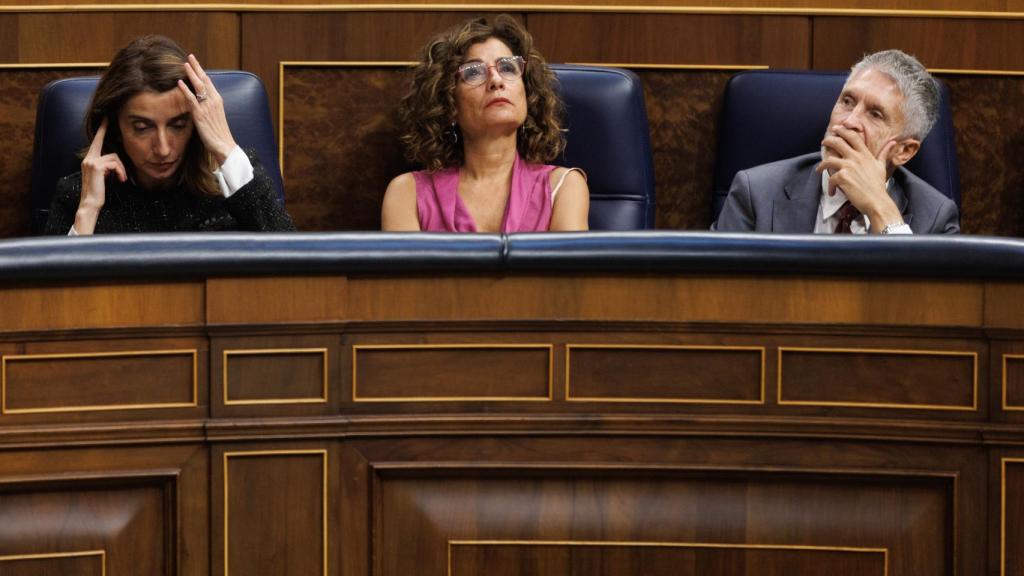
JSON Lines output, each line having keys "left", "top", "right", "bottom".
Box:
{"left": 849, "top": 49, "right": 940, "bottom": 141}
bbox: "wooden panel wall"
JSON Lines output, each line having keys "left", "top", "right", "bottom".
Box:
{"left": 1, "top": 8, "right": 1023, "bottom": 237}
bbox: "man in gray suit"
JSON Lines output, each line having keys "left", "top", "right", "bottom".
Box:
{"left": 713, "top": 50, "right": 960, "bottom": 235}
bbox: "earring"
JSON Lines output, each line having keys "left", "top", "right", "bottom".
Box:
{"left": 447, "top": 122, "right": 459, "bottom": 144}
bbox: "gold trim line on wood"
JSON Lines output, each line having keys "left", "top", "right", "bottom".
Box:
{"left": 1, "top": 4, "right": 1023, "bottom": 19}
{"left": 0, "top": 62, "right": 107, "bottom": 69}
{"left": 932, "top": 68, "right": 1024, "bottom": 77}
{"left": 570, "top": 62, "right": 769, "bottom": 70}
{"left": 351, "top": 343, "right": 554, "bottom": 402}
{"left": 447, "top": 540, "right": 888, "bottom": 576}
{"left": 1001, "top": 458, "right": 1024, "bottom": 576}
{"left": 776, "top": 346, "right": 978, "bottom": 412}
{"left": 0, "top": 550, "right": 107, "bottom": 575}
{"left": 223, "top": 348, "right": 329, "bottom": 406}
{"left": 565, "top": 344, "right": 765, "bottom": 405}
{"left": 1003, "top": 354, "right": 1024, "bottom": 411}
{"left": 1, "top": 349, "right": 198, "bottom": 415}
{"left": 224, "top": 449, "right": 328, "bottom": 576}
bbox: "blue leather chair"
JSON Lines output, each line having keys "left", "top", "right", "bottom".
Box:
{"left": 551, "top": 65, "right": 656, "bottom": 230}
{"left": 30, "top": 71, "right": 283, "bottom": 234}
{"left": 711, "top": 69, "right": 960, "bottom": 222}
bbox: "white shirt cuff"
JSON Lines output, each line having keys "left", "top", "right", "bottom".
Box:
{"left": 68, "top": 225, "right": 78, "bottom": 236}
{"left": 213, "top": 146, "right": 255, "bottom": 198}
{"left": 882, "top": 223, "right": 913, "bottom": 235}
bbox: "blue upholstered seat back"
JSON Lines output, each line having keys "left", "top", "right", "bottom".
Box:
{"left": 551, "top": 65, "right": 656, "bottom": 230}
{"left": 711, "top": 70, "right": 960, "bottom": 221}
{"left": 30, "top": 71, "right": 283, "bottom": 234}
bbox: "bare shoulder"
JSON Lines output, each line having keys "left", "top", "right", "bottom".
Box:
{"left": 381, "top": 172, "right": 421, "bottom": 231}
{"left": 549, "top": 166, "right": 588, "bottom": 193}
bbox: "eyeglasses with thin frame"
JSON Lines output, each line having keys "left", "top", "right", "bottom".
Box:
{"left": 456, "top": 56, "right": 526, "bottom": 86}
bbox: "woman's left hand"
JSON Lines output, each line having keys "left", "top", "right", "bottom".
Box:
{"left": 178, "top": 54, "right": 238, "bottom": 165}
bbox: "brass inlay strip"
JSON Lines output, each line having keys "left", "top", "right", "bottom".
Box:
{"left": 0, "top": 3, "right": 1023, "bottom": 19}
{"left": 1003, "top": 354, "right": 1024, "bottom": 411}
{"left": 1, "top": 349, "right": 198, "bottom": 415}
{"left": 0, "top": 550, "right": 106, "bottom": 575}
{"left": 447, "top": 540, "right": 888, "bottom": 576}
{"left": 352, "top": 343, "right": 554, "bottom": 402}
{"left": 565, "top": 344, "right": 766, "bottom": 404}
{"left": 1002, "top": 458, "right": 1024, "bottom": 576}
{"left": 0, "top": 62, "right": 107, "bottom": 69}
{"left": 224, "top": 449, "right": 328, "bottom": 576}
{"left": 777, "top": 346, "right": 978, "bottom": 411}
{"left": 223, "top": 348, "right": 329, "bottom": 405}
{"left": 570, "top": 62, "right": 770, "bottom": 70}
{"left": 932, "top": 68, "right": 1024, "bottom": 77}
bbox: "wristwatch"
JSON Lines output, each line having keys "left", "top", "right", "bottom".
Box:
{"left": 880, "top": 221, "right": 906, "bottom": 235}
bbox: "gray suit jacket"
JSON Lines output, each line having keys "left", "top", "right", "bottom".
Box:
{"left": 712, "top": 152, "right": 960, "bottom": 234}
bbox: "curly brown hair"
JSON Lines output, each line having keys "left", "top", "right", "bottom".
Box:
{"left": 398, "top": 14, "right": 565, "bottom": 172}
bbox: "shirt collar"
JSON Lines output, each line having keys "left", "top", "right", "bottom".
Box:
{"left": 819, "top": 170, "right": 895, "bottom": 220}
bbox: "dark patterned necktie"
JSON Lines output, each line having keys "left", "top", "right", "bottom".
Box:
{"left": 834, "top": 201, "right": 860, "bottom": 234}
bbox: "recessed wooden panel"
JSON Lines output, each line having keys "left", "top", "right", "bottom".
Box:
{"left": 779, "top": 347, "right": 976, "bottom": 410}
{"left": 567, "top": 345, "right": 764, "bottom": 403}
{"left": 0, "top": 551, "right": 104, "bottom": 576}
{"left": 529, "top": 14, "right": 809, "bottom": 68}
{"left": 224, "top": 451, "right": 327, "bottom": 576}
{"left": 0, "top": 476, "right": 173, "bottom": 575}
{"left": 224, "top": 348, "right": 328, "bottom": 405}
{"left": 378, "top": 470, "right": 950, "bottom": 576}
{"left": 448, "top": 541, "right": 886, "bottom": 576}
{"left": 1006, "top": 356, "right": 1024, "bottom": 410}
{"left": 353, "top": 345, "right": 552, "bottom": 401}
{"left": 1004, "top": 458, "right": 1024, "bottom": 576}
{"left": 2, "top": 349, "right": 197, "bottom": 414}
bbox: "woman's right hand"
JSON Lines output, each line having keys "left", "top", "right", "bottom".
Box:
{"left": 74, "top": 118, "right": 126, "bottom": 235}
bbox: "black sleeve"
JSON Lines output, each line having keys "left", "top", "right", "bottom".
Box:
{"left": 43, "top": 174, "right": 82, "bottom": 235}
{"left": 223, "top": 150, "right": 297, "bottom": 232}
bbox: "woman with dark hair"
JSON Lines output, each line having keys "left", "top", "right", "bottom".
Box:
{"left": 45, "top": 35, "right": 294, "bottom": 235}
{"left": 382, "top": 14, "right": 588, "bottom": 232}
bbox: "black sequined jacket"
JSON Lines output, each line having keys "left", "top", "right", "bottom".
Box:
{"left": 44, "top": 149, "right": 296, "bottom": 234}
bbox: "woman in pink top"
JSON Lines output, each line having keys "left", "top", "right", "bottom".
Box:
{"left": 382, "top": 15, "right": 589, "bottom": 233}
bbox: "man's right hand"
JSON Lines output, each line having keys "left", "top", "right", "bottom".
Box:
{"left": 74, "top": 118, "right": 126, "bottom": 235}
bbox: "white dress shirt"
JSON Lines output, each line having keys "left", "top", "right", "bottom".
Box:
{"left": 814, "top": 170, "right": 912, "bottom": 235}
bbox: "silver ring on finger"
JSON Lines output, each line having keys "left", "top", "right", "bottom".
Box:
{"left": 196, "top": 91, "right": 209, "bottom": 102}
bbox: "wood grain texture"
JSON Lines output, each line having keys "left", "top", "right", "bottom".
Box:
{"left": 812, "top": 17, "right": 1024, "bottom": 72}
{"left": 206, "top": 276, "right": 347, "bottom": 324}
{"left": 281, "top": 66, "right": 410, "bottom": 231}
{"left": 0, "top": 13, "right": 239, "bottom": 66}
{"left": 449, "top": 542, "right": 886, "bottom": 576}
{"left": 942, "top": 74, "right": 1024, "bottom": 237}
{"left": 1007, "top": 459, "right": 1024, "bottom": 576}
{"left": 567, "top": 345, "right": 763, "bottom": 402}
{"left": 1007, "top": 356, "right": 1024, "bottom": 409}
{"left": 0, "top": 280, "right": 204, "bottom": 331}
{"left": 0, "top": 0, "right": 1022, "bottom": 9}
{"left": 528, "top": 13, "right": 810, "bottom": 68}
{"left": 0, "top": 67, "right": 103, "bottom": 239}
{"left": 353, "top": 345, "right": 552, "bottom": 400}
{"left": 346, "top": 275, "right": 984, "bottom": 327}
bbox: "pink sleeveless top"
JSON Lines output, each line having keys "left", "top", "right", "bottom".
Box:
{"left": 413, "top": 154, "right": 556, "bottom": 232}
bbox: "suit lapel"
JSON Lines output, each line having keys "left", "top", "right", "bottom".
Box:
{"left": 772, "top": 163, "right": 820, "bottom": 232}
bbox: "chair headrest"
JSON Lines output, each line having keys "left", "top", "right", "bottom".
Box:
{"left": 551, "top": 64, "right": 656, "bottom": 230}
